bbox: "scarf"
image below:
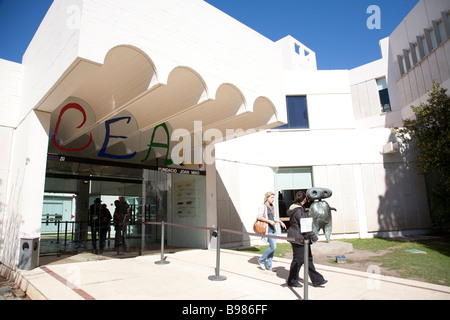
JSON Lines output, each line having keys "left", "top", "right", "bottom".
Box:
{"left": 265, "top": 201, "right": 275, "bottom": 219}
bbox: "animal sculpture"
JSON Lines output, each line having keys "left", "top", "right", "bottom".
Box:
{"left": 307, "top": 187, "right": 337, "bottom": 243}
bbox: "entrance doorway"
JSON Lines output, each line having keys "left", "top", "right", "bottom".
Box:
{"left": 275, "top": 167, "right": 313, "bottom": 231}
{"left": 41, "top": 155, "right": 206, "bottom": 256}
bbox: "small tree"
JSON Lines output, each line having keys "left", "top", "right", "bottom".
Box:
{"left": 393, "top": 82, "right": 450, "bottom": 230}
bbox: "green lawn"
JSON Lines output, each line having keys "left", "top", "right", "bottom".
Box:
{"left": 238, "top": 236, "right": 450, "bottom": 286}
{"left": 238, "top": 243, "right": 292, "bottom": 258}
{"left": 341, "top": 237, "right": 450, "bottom": 286}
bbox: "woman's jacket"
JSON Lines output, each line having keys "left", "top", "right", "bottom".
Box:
{"left": 286, "top": 203, "right": 318, "bottom": 245}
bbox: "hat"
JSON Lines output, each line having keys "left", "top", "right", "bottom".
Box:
{"left": 94, "top": 198, "right": 102, "bottom": 203}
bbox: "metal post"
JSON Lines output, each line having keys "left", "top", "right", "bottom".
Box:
{"left": 208, "top": 227, "right": 227, "bottom": 281}
{"left": 155, "top": 221, "right": 169, "bottom": 265}
{"left": 56, "top": 220, "right": 60, "bottom": 244}
{"left": 304, "top": 239, "right": 309, "bottom": 300}
{"left": 71, "top": 221, "right": 75, "bottom": 243}
{"left": 64, "top": 221, "right": 68, "bottom": 246}
{"left": 141, "top": 205, "right": 146, "bottom": 255}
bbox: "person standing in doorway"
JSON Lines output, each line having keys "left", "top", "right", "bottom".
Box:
{"left": 113, "top": 200, "right": 123, "bottom": 250}
{"left": 257, "top": 191, "right": 286, "bottom": 271}
{"left": 99, "top": 204, "right": 112, "bottom": 254}
{"left": 114, "top": 197, "right": 131, "bottom": 253}
{"left": 286, "top": 190, "right": 327, "bottom": 287}
{"left": 88, "top": 198, "right": 102, "bottom": 253}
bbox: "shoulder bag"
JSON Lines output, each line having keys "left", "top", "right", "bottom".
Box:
{"left": 253, "top": 206, "right": 267, "bottom": 234}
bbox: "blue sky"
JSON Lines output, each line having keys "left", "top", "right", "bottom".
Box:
{"left": 0, "top": 0, "right": 419, "bottom": 69}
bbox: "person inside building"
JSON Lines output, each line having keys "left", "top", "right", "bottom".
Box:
{"left": 99, "top": 203, "right": 112, "bottom": 254}
{"left": 113, "top": 197, "right": 131, "bottom": 253}
{"left": 88, "top": 198, "right": 102, "bottom": 253}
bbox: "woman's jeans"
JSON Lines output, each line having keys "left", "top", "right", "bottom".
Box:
{"left": 258, "top": 231, "right": 277, "bottom": 269}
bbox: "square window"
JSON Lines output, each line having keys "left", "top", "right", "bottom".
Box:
{"left": 276, "top": 96, "right": 309, "bottom": 129}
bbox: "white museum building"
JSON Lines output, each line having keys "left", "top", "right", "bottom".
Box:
{"left": 0, "top": 0, "right": 449, "bottom": 271}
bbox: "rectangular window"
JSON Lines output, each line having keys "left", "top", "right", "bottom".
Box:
{"left": 377, "top": 77, "right": 391, "bottom": 113}
{"left": 276, "top": 96, "right": 309, "bottom": 129}
{"left": 417, "top": 36, "right": 425, "bottom": 59}
{"left": 442, "top": 11, "right": 450, "bottom": 38}
{"left": 397, "top": 55, "right": 405, "bottom": 76}
{"left": 421, "top": 35, "right": 429, "bottom": 56}
{"left": 410, "top": 43, "right": 418, "bottom": 66}
{"left": 403, "top": 49, "right": 412, "bottom": 71}
{"left": 438, "top": 20, "right": 446, "bottom": 43}
{"left": 424, "top": 28, "right": 433, "bottom": 54}
{"left": 429, "top": 28, "right": 437, "bottom": 50}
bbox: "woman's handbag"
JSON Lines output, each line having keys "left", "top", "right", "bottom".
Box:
{"left": 253, "top": 206, "right": 267, "bottom": 234}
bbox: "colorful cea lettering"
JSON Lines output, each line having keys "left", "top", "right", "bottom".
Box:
{"left": 51, "top": 103, "right": 172, "bottom": 163}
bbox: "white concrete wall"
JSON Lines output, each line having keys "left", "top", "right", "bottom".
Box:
{"left": 215, "top": 158, "right": 275, "bottom": 246}
{"left": 215, "top": 53, "right": 432, "bottom": 241}
{"left": 349, "top": 38, "right": 389, "bottom": 129}
{"left": 0, "top": 59, "right": 24, "bottom": 265}
{"left": 0, "top": 59, "right": 24, "bottom": 128}
{"left": 276, "top": 35, "right": 317, "bottom": 71}
{"left": 23, "top": 0, "right": 288, "bottom": 122}
{"left": 216, "top": 124, "right": 431, "bottom": 240}
{"left": 1, "top": 0, "right": 293, "bottom": 267}
{"left": 284, "top": 69, "right": 355, "bottom": 130}
{"left": 21, "top": 0, "right": 82, "bottom": 122}
{"left": 385, "top": 0, "right": 450, "bottom": 127}
{"left": 0, "top": 111, "right": 50, "bottom": 269}
{"left": 0, "top": 0, "right": 440, "bottom": 264}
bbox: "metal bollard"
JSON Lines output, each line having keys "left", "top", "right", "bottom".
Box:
{"left": 304, "top": 239, "right": 309, "bottom": 300}
{"left": 208, "top": 227, "right": 227, "bottom": 281}
{"left": 155, "top": 221, "right": 169, "bottom": 265}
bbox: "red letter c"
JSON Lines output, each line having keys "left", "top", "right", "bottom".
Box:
{"left": 52, "top": 103, "right": 93, "bottom": 152}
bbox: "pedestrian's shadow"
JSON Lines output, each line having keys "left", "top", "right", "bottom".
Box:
{"left": 247, "top": 257, "right": 303, "bottom": 300}
{"left": 274, "top": 266, "right": 303, "bottom": 300}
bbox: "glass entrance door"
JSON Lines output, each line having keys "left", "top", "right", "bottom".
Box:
{"left": 42, "top": 156, "right": 207, "bottom": 254}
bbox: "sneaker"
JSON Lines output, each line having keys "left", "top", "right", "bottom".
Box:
{"left": 258, "top": 261, "right": 265, "bottom": 270}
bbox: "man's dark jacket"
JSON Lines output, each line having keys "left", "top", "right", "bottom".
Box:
{"left": 286, "top": 203, "right": 318, "bottom": 245}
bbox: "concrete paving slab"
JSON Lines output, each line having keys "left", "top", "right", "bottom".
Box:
{"left": 15, "top": 248, "right": 450, "bottom": 301}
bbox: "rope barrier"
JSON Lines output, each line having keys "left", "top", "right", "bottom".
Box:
{"left": 43, "top": 219, "right": 311, "bottom": 298}
{"left": 142, "top": 221, "right": 301, "bottom": 243}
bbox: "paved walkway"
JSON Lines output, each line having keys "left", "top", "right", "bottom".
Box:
{"left": 14, "top": 248, "right": 450, "bottom": 300}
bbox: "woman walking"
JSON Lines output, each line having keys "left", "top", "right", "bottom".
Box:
{"left": 286, "top": 190, "right": 327, "bottom": 287}
{"left": 257, "top": 192, "right": 286, "bottom": 271}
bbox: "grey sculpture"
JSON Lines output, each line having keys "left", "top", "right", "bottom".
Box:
{"left": 307, "top": 187, "right": 337, "bottom": 243}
